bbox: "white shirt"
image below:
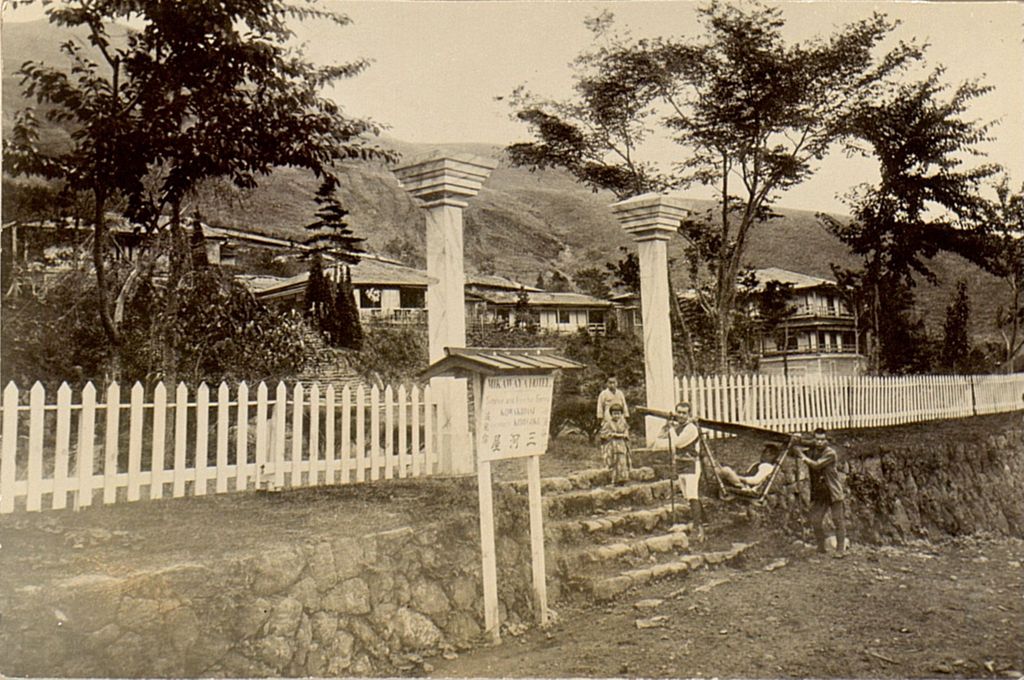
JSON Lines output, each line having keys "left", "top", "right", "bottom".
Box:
{"left": 652, "top": 421, "right": 700, "bottom": 453}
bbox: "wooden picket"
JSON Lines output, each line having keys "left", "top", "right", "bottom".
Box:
{"left": 195, "top": 384, "right": 211, "bottom": 496}
{"left": 236, "top": 382, "right": 250, "bottom": 492}
{"left": 103, "top": 383, "right": 120, "bottom": 504}
{"left": 324, "top": 385, "right": 336, "bottom": 486}
{"left": 308, "top": 383, "right": 320, "bottom": 487}
{"left": 77, "top": 383, "right": 96, "bottom": 509}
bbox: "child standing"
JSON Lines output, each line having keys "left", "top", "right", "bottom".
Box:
{"left": 600, "top": 403, "right": 632, "bottom": 485}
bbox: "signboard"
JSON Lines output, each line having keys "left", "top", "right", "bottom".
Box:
{"left": 478, "top": 374, "right": 554, "bottom": 461}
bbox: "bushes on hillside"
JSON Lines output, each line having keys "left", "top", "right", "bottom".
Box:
{"left": 1, "top": 267, "right": 328, "bottom": 388}
{"left": 352, "top": 326, "right": 429, "bottom": 386}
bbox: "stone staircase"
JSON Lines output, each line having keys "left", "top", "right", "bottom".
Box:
{"left": 502, "top": 466, "right": 755, "bottom": 602}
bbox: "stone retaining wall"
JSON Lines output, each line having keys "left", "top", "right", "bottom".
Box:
{"left": 0, "top": 488, "right": 538, "bottom": 678}
{"left": 762, "top": 424, "right": 1024, "bottom": 544}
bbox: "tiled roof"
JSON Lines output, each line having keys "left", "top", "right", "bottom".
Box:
{"left": 752, "top": 267, "right": 836, "bottom": 291}
{"left": 470, "top": 290, "right": 613, "bottom": 308}
{"left": 253, "top": 256, "right": 435, "bottom": 301}
{"left": 466, "top": 273, "right": 541, "bottom": 292}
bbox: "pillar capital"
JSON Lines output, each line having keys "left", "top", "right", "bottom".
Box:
{"left": 393, "top": 153, "right": 498, "bottom": 207}
{"left": 610, "top": 192, "right": 690, "bottom": 241}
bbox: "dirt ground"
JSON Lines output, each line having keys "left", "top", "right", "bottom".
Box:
{"left": 430, "top": 535, "right": 1024, "bottom": 679}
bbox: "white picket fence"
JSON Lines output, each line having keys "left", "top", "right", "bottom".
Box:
{"left": 4, "top": 372, "right": 1024, "bottom": 514}
{"left": 676, "top": 372, "right": 1024, "bottom": 435}
{"left": 0, "top": 380, "right": 440, "bottom": 514}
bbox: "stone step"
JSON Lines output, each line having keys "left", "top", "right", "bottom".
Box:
{"left": 546, "top": 503, "right": 683, "bottom": 544}
{"left": 542, "top": 478, "right": 675, "bottom": 520}
{"left": 502, "top": 466, "right": 657, "bottom": 496}
{"left": 557, "top": 526, "right": 695, "bottom": 575}
{"left": 584, "top": 542, "right": 756, "bottom": 601}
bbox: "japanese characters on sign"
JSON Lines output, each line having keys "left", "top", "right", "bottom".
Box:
{"left": 478, "top": 374, "right": 554, "bottom": 462}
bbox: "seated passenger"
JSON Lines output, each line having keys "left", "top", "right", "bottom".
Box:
{"left": 712, "top": 443, "right": 783, "bottom": 489}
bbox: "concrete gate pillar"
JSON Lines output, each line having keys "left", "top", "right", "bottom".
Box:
{"left": 394, "top": 154, "right": 497, "bottom": 474}
{"left": 611, "top": 193, "right": 690, "bottom": 445}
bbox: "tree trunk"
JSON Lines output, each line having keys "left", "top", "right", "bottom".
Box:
{"left": 667, "top": 279, "right": 696, "bottom": 374}
{"left": 162, "top": 200, "right": 186, "bottom": 383}
{"left": 92, "top": 190, "right": 120, "bottom": 347}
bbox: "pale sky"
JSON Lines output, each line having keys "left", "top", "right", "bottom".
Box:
{"left": 5, "top": 1, "right": 1024, "bottom": 213}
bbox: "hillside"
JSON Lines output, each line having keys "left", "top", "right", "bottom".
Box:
{"left": 0, "top": 19, "right": 1008, "bottom": 345}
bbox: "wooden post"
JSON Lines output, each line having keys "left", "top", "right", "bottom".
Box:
{"left": 236, "top": 382, "right": 250, "bottom": 491}
{"left": 103, "top": 382, "right": 120, "bottom": 505}
{"left": 217, "top": 383, "right": 230, "bottom": 493}
{"left": 76, "top": 382, "right": 96, "bottom": 509}
{"left": 472, "top": 373, "right": 501, "bottom": 643}
{"left": 526, "top": 453, "right": 548, "bottom": 625}
{"left": 174, "top": 382, "right": 189, "bottom": 497}
{"left": 26, "top": 383, "right": 45, "bottom": 512}
{"left": 53, "top": 383, "right": 72, "bottom": 510}
{"left": 128, "top": 382, "right": 145, "bottom": 502}
{"left": 151, "top": 382, "right": 167, "bottom": 500}
{"left": 196, "top": 383, "right": 210, "bottom": 495}
{"left": 2, "top": 382, "right": 20, "bottom": 513}
{"left": 254, "top": 382, "right": 268, "bottom": 489}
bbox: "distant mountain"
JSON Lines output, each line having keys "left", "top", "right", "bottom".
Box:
{"left": 0, "top": 18, "right": 1007, "bottom": 345}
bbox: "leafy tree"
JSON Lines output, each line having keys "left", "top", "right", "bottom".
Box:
{"left": 514, "top": 287, "right": 536, "bottom": 331}
{"left": 188, "top": 217, "right": 210, "bottom": 270}
{"left": 830, "top": 267, "right": 938, "bottom": 374}
{"left": 941, "top": 280, "right": 972, "bottom": 373}
{"left": 547, "top": 270, "right": 573, "bottom": 292}
{"left": 605, "top": 247, "right": 640, "bottom": 294}
{"left": 574, "top": 266, "right": 611, "bottom": 298}
{"left": 4, "top": 0, "right": 389, "bottom": 352}
{"left": 755, "top": 279, "right": 796, "bottom": 375}
{"left": 507, "top": 2, "right": 921, "bottom": 369}
{"left": 823, "top": 72, "right": 999, "bottom": 373}
{"left": 982, "top": 177, "right": 1024, "bottom": 370}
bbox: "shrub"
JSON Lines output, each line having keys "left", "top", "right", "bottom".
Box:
{"left": 353, "top": 326, "right": 429, "bottom": 386}
{"left": 1, "top": 266, "right": 329, "bottom": 388}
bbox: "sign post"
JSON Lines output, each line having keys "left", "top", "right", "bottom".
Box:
{"left": 421, "top": 348, "right": 583, "bottom": 643}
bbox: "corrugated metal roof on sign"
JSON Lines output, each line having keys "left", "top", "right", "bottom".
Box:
{"left": 422, "top": 347, "right": 585, "bottom": 379}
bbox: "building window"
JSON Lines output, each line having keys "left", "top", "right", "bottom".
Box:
{"left": 399, "top": 287, "right": 425, "bottom": 309}
{"left": 359, "top": 287, "right": 382, "bottom": 309}
{"left": 557, "top": 309, "right": 571, "bottom": 324}
{"left": 588, "top": 310, "right": 605, "bottom": 324}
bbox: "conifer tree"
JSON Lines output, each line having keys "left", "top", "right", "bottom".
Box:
{"left": 304, "top": 253, "right": 334, "bottom": 335}
{"left": 335, "top": 266, "right": 363, "bottom": 350}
